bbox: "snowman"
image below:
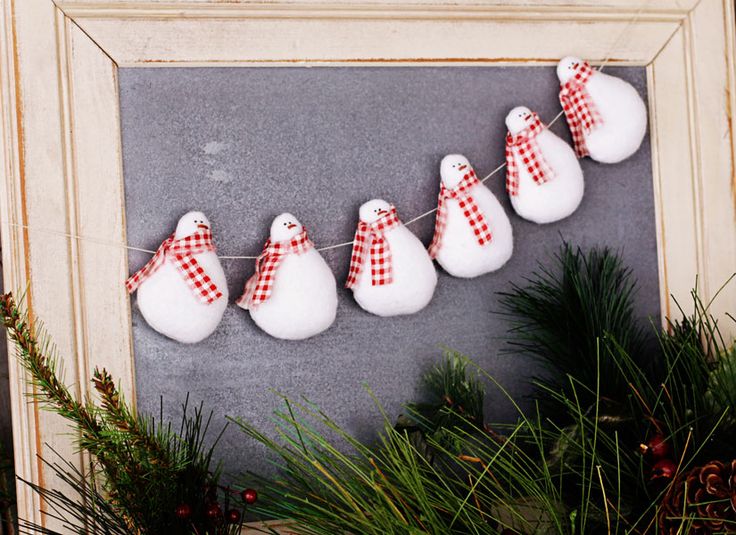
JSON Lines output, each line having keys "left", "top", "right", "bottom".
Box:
{"left": 236, "top": 213, "right": 337, "bottom": 340}
{"left": 557, "top": 56, "right": 647, "bottom": 163}
{"left": 346, "top": 200, "right": 437, "bottom": 317}
{"left": 428, "top": 155, "right": 513, "bottom": 278}
{"left": 504, "top": 106, "right": 584, "bottom": 224}
{"left": 126, "top": 211, "right": 228, "bottom": 344}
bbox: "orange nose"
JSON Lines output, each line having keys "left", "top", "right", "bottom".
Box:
{"left": 287, "top": 224, "right": 297, "bottom": 229}
{"left": 377, "top": 209, "right": 388, "bottom": 216}
{"left": 458, "top": 164, "right": 468, "bottom": 171}
{"left": 197, "top": 224, "right": 209, "bottom": 230}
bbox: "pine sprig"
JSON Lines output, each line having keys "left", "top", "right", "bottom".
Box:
{"left": 0, "top": 292, "right": 237, "bottom": 534}
{"left": 498, "top": 243, "right": 650, "bottom": 415}
{"left": 0, "top": 442, "right": 16, "bottom": 535}
{"left": 17, "top": 454, "right": 132, "bottom": 535}
{"left": 705, "top": 345, "right": 736, "bottom": 428}
{"left": 406, "top": 351, "right": 485, "bottom": 435}
{"left": 0, "top": 293, "right": 113, "bottom": 463}
{"left": 91, "top": 368, "right": 173, "bottom": 467}
{"left": 612, "top": 282, "right": 736, "bottom": 465}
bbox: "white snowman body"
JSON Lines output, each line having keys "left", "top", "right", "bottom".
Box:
{"left": 433, "top": 155, "right": 513, "bottom": 278}
{"left": 558, "top": 56, "right": 647, "bottom": 164}
{"left": 351, "top": 200, "right": 437, "bottom": 317}
{"left": 136, "top": 212, "right": 228, "bottom": 344}
{"left": 505, "top": 107, "right": 584, "bottom": 224}
{"left": 246, "top": 214, "right": 338, "bottom": 340}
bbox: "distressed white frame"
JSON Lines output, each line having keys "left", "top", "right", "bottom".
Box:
{"left": 1, "top": 0, "right": 735, "bottom": 530}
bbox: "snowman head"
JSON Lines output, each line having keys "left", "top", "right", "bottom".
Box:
{"left": 270, "top": 212, "right": 303, "bottom": 242}
{"left": 175, "top": 211, "right": 211, "bottom": 239}
{"left": 359, "top": 199, "right": 393, "bottom": 224}
{"left": 557, "top": 56, "right": 584, "bottom": 83}
{"left": 505, "top": 106, "right": 536, "bottom": 136}
{"left": 440, "top": 154, "right": 473, "bottom": 189}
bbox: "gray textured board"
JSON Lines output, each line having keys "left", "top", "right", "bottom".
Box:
{"left": 119, "top": 66, "right": 659, "bottom": 477}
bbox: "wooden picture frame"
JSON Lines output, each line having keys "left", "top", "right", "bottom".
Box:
{"left": 1, "top": 0, "right": 734, "bottom": 530}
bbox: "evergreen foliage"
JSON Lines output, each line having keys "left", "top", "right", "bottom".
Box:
{"left": 233, "top": 247, "right": 735, "bottom": 534}
{"left": 0, "top": 443, "right": 15, "bottom": 535}
{"left": 2, "top": 244, "right": 735, "bottom": 534}
{"left": 497, "top": 243, "right": 650, "bottom": 414}
{"left": 403, "top": 352, "right": 486, "bottom": 444}
{"left": 0, "top": 293, "right": 242, "bottom": 535}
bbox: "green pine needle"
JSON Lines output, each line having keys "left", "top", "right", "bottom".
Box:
{"left": 497, "top": 242, "right": 650, "bottom": 417}
{"left": 0, "top": 292, "right": 236, "bottom": 534}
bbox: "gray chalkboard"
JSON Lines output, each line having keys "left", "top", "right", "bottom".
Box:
{"left": 119, "top": 66, "right": 659, "bottom": 477}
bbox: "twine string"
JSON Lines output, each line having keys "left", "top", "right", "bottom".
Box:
{"left": 2, "top": 3, "right": 647, "bottom": 262}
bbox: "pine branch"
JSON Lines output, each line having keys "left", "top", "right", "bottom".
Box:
{"left": 0, "top": 443, "right": 15, "bottom": 535}
{"left": 91, "top": 368, "right": 173, "bottom": 468}
{"left": 497, "top": 242, "right": 650, "bottom": 415}
{"left": 16, "top": 453, "right": 132, "bottom": 535}
{"left": 0, "top": 293, "right": 115, "bottom": 468}
{"left": 0, "top": 292, "right": 235, "bottom": 534}
{"left": 404, "top": 351, "right": 485, "bottom": 447}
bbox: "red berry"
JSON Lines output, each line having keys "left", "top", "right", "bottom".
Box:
{"left": 639, "top": 434, "right": 671, "bottom": 460}
{"left": 650, "top": 459, "right": 677, "bottom": 481}
{"left": 205, "top": 503, "right": 223, "bottom": 520}
{"left": 241, "top": 488, "right": 257, "bottom": 504}
{"left": 174, "top": 503, "right": 192, "bottom": 520}
{"left": 226, "top": 509, "right": 241, "bottom": 524}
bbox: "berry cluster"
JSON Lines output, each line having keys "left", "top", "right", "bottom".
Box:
{"left": 174, "top": 485, "right": 258, "bottom": 529}
{"left": 639, "top": 433, "right": 676, "bottom": 482}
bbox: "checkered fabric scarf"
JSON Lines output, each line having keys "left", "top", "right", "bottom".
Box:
{"left": 236, "top": 228, "right": 313, "bottom": 309}
{"left": 559, "top": 60, "right": 602, "bottom": 158}
{"left": 345, "top": 207, "right": 401, "bottom": 289}
{"left": 505, "top": 113, "right": 555, "bottom": 197}
{"left": 125, "top": 230, "right": 223, "bottom": 304}
{"left": 428, "top": 168, "right": 493, "bottom": 258}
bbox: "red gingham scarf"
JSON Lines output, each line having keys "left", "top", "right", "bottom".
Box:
{"left": 125, "top": 230, "right": 223, "bottom": 304}
{"left": 236, "top": 228, "right": 313, "bottom": 309}
{"left": 428, "top": 169, "right": 493, "bottom": 258}
{"left": 559, "top": 61, "right": 602, "bottom": 158}
{"left": 505, "top": 113, "right": 555, "bottom": 197}
{"left": 345, "top": 207, "right": 401, "bottom": 289}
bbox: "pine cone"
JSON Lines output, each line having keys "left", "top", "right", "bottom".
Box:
{"left": 659, "top": 460, "right": 736, "bottom": 534}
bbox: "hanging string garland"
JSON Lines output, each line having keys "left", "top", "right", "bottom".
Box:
{"left": 122, "top": 55, "right": 648, "bottom": 342}
{"left": 4, "top": 49, "right": 650, "bottom": 343}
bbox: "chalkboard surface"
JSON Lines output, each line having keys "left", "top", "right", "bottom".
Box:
{"left": 119, "top": 66, "right": 659, "bottom": 477}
